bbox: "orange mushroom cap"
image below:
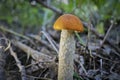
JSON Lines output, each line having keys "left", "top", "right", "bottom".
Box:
{"left": 53, "top": 14, "right": 84, "bottom": 32}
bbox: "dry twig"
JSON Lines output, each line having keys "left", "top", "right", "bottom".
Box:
{"left": 0, "top": 26, "right": 30, "bottom": 41}
{"left": 41, "top": 31, "right": 59, "bottom": 54}
{"left": 99, "top": 21, "right": 114, "bottom": 49}
{"left": 12, "top": 40, "right": 52, "bottom": 61}
{"left": 83, "top": 22, "right": 120, "bottom": 54}
{"left": 36, "top": 0, "right": 62, "bottom": 15}
{"left": 29, "top": 34, "right": 55, "bottom": 51}
{"left": 10, "top": 47, "right": 27, "bottom": 80}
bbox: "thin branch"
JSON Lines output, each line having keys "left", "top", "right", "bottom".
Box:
{"left": 0, "top": 26, "right": 30, "bottom": 41}
{"left": 12, "top": 40, "right": 52, "bottom": 61}
{"left": 99, "top": 21, "right": 114, "bottom": 49}
{"left": 10, "top": 47, "right": 27, "bottom": 80}
{"left": 41, "top": 31, "right": 59, "bottom": 54}
{"left": 36, "top": 0, "right": 63, "bottom": 15}
{"left": 29, "top": 34, "right": 55, "bottom": 51}
{"left": 83, "top": 22, "right": 120, "bottom": 54}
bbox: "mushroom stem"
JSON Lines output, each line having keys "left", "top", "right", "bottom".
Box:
{"left": 58, "top": 30, "right": 75, "bottom": 80}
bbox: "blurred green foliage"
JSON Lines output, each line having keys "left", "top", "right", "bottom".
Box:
{"left": 96, "top": 22, "right": 105, "bottom": 35}
{"left": 0, "top": 0, "right": 120, "bottom": 32}
{"left": 0, "top": 0, "right": 53, "bottom": 27}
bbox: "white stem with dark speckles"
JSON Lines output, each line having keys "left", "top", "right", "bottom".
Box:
{"left": 58, "top": 30, "right": 75, "bottom": 80}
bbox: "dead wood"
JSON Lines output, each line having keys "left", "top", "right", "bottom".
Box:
{"left": 12, "top": 40, "right": 52, "bottom": 61}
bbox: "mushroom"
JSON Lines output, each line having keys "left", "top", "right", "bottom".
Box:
{"left": 53, "top": 14, "right": 84, "bottom": 80}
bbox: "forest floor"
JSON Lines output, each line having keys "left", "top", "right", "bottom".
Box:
{"left": 0, "top": 21, "right": 120, "bottom": 80}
